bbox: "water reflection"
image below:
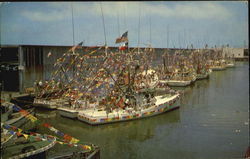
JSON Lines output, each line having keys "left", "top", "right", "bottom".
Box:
{"left": 23, "top": 66, "right": 44, "bottom": 88}
{"left": 35, "top": 108, "right": 180, "bottom": 158}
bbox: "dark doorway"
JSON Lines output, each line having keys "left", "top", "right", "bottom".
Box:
{"left": 0, "top": 47, "right": 19, "bottom": 91}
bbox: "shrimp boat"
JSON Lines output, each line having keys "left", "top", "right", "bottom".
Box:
{"left": 1, "top": 126, "right": 100, "bottom": 159}
{"left": 225, "top": 59, "right": 235, "bottom": 68}
{"left": 76, "top": 43, "right": 181, "bottom": 125}
{"left": 77, "top": 60, "right": 180, "bottom": 125}
{"left": 159, "top": 71, "right": 194, "bottom": 87}
{"left": 78, "top": 92, "right": 180, "bottom": 125}
{"left": 1, "top": 102, "right": 36, "bottom": 129}
{"left": 208, "top": 48, "right": 227, "bottom": 71}
{"left": 196, "top": 70, "right": 211, "bottom": 80}
{"left": 209, "top": 60, "right": 226, "bottom": 71}
{"left": 224, "top": 47, "right": 236, "bottom": 68}
{"left": 1, "top": 132, "right": 57, "bottom": 159}
{"left": 33, "top": 98, "right": 69, "bottom": 110}
{"left": 192, "top": 49, "right": 211, "bottom": 80}
{"left": 33, "top": 85, "right": 70, "bottom": 110}
{"left": 159, "top": 51, "right": 195, "bottom": 87}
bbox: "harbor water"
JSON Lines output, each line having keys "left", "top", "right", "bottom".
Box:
{"left": 35, "top": 62, "right": 249, "bottom": 159}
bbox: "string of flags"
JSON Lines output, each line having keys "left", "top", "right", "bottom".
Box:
{"left": 37, "top": 42, "right": 156, "bottom": 105}
{"left": 2, "top": 124, "right": 92, "bottom": 150}
{"left": 10, "top": 105, "right": 93, "bottom": 151}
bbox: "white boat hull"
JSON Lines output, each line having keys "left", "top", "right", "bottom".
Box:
{"left": 196, "top": 73, "right": 209, "bottom": 80}
{"left": 58, "top": 107, "right": 78, "bottom": 119}
{"left": 77, "top": 94, "right": 180, "bottom": 125}
{"left": 210, "top": 66, "right": 226, "bottom": 71}
{"left": 226, "top": 63, "right": 235, "bottom": 68}
{"left": 33, "top": 98, "right": 70, "bottom": 109}
{"left": 5, "top": 108, "right": 35, "bottom": 129}
{"left": 159, "top": 80, "right": 192, "bottom": 87}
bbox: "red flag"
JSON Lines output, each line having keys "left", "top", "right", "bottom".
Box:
{"left": 116, "top": 97, "right": 125, "bottom": 108}
{"left": 43, "top": 123, "right": 51, "bottom": 128}
{"left": 119, "top": 42, "right": 128, "bottom": 51}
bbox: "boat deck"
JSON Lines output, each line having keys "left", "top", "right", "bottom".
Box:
{"left": 78, "top": 94, "right": 180, "bottom": 125}
{"left": 2, "top": 138, "right": 56, "bottom": 159}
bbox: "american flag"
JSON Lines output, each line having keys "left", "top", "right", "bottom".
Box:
{"left": 115, "top": 31, "right": 128, "bottom": 44}
{"left": 69, "top": 41, "right": 84, "bottom": 52}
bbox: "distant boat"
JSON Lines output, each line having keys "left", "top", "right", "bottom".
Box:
{"left": 160, "top": 79, "right": 192, "bottom": 87}
{"left": 196, "top": 71, "right": 210, "bottom": 80}
{"left": 209, "top": 60, "right": 226, "bottom": 71}
{"left": 33, "top": 98, "right": 69, "bottom": 110}
{"left": 225, "top": 59, "right": 235, "bottom": 68}
{"left": 160, "top": 70, "right": 195, "bottom": 87}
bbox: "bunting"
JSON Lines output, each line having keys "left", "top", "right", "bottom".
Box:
{"left": 9, "top": 105, "right": 93, "bottom": 151}
{"left": 2, "top": 124, "right": 92, "bottom": 151}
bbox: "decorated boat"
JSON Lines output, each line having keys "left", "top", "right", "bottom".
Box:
{"left": 78, "top": 92, "right": 180, "bottom": 125}
{"left": 208, "top": 48, "right": 227, "bottom": 71}
{"left": 57, "top": 107, "right": 79, "bottom": 119}
{"left": 209, "top": 60, "right": 226, "bottom": 71}
{"left": 1, "top": 102, "right": 36, "bottom": 130}
{"left": 1, "top": 104, "right": 100, "bottom": 159}
{"left": 191, "top": 49, "right": 212, "bottom": 80}
{"left": 1, "top": 126, "right": 100, "bottom": 159}
{"left": 225, "top": 59, "right": 235, "bottom": 68}
{"left": 1, "top": 132, "right": 56, "bottom": 159}
{"left": 159, "top": 51, "right": 196, "bottom": 87}
{"left": 75, "top": 45, "right": 181, "bottom": 125}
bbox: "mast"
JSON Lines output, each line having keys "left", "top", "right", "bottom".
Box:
{"left": 178, "top": 32, "right": 181, "bottom": 49}
{"left": 70, "top": 2, "right": 75, "bottom": 46}
{"left": 167, "top": 24, "right": 169, "bottom": 49}
{"left": 137, "top": 3, "right": 141, "bottom": 53}
{"left": 149, "top": 16, "right": 152, "bottom": 45}
{"left": 100, "top": 2, "right": 107, "bottom": 55}
{"left": 70, "top": 2, "right": 76, "bottom": 80}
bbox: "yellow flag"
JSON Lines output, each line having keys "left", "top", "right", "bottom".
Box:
{"left": 79, "top": 93, "right": 83, "bottom": 96}
{"left": 23, "top": 134, "right": 29, "bottom": 139}
{"left": 70, "top": 138, "right": 79, "bottom": 144}
{"left": 58, "top": 141, "right": 64, "bottom": 145}
{"left": 84, "top": 145, "right": 91, "bottom": 150}
{"left": 18, "top": 128, "right": 22, "bottom": 133}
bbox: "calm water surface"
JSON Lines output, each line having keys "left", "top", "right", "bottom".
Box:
{"left": 36, "top": 62, "right": 249, "bottom": 159}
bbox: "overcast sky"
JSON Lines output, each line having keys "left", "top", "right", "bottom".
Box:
{"left": 0, "top": 1, "right": 248, "bottom": 48}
